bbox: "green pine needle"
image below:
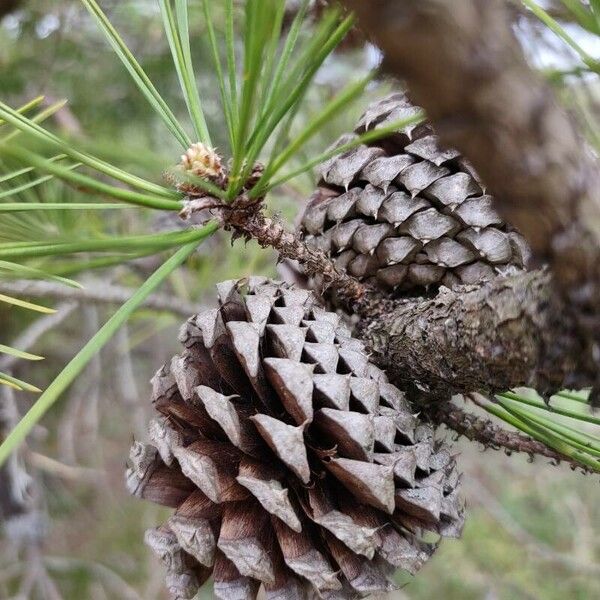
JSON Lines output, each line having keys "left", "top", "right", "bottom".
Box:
{"left": 0, "top": 372, "right": 41, "bottom": 393}
{"left": 522, "top": 0, "right": 600, "bottom": 71}
{"left": 0, "top": 224, "right": 217, "bottom": 467}
{"left": 265, "top": 112, "right": 425, "bottom": 193}
{"left": 0, "top": 293, "right": 55, "bottom": 314}
{"left": 0, "top": 260, "right": 82, "bottom": 288}
{"left": 159, "top": 0, "right": 211, "bottom": 145}
{"left": 476, "top": 389, "right": 600, "bottom": 472}
{"left": 0, "top": 229, "right": 212, "bottom": 261}
{"left": 0, "top": 146, "right": 181, "bottom": 211}
{"left": 81, "top": 0, "right": 192, "bottom": 148}
{"left": 0, "top": 100, "right": 180, "bottom": 199}
{"left": 0, "top": 344, "right": 44, "bottom": 362}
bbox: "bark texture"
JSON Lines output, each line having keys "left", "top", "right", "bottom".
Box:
{"left": 341, "top": 0, "right": 600, "bottom": 399}
{"left": 359, "top": 270, "right": 591, "bottom": 400}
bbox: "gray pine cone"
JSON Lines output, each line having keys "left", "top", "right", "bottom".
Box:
{"left": 300, "top": 94, "right": 531, "bottom": 294}
{"left": 126, "top": 277, "right": 464, "bottom": 599}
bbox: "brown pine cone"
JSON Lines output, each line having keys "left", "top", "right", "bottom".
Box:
{"left": 126, "top": 278, "right": 463, "bottom": 599}
{"left": 300, "top": 94, "right": 531, "bottom": 294}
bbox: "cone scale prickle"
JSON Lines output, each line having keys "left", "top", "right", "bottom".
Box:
{"left": 300, "top": 94, "right": 531, "bottom": 294}
{"left": 126, "top": 278, "right": 463, "bottom": 599}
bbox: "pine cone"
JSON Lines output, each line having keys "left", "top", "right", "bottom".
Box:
{"left": 126, "top": 277, "right": 464, "bottom": 599}
{"left": 300, "top": 94, "right": 531, "bottom": 294}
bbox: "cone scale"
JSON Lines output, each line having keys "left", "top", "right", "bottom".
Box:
{"left": 300, "top": 94, "right": 531, "bottom": 294}
{"left": 126, "top": 278, "right": 464, "bottom": 599}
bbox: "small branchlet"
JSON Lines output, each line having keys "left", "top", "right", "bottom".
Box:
{"left": 427, "top": 400, "right": 595, "bottom": 475}
{"left": 176, "top": 160, "right": 385, "bottom": 316}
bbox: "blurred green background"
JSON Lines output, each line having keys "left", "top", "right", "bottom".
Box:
{"left": 0, "top": 2, "right": 599, "bottom": 599}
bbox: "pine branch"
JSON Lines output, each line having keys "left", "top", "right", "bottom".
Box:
{"left": 359, "top": 269, "right": 596, "bottom": 400}
{"left": 217, "top": 200, "right": 377, "bottom": 312}
{"left": 342, "top": 0, "right": 600, "bottom": 401}
{"left": 428, "top": 398, "right": 595, "bottom": 474}
{"left": 214, "top": 201, "right": 594, "bottom": 402}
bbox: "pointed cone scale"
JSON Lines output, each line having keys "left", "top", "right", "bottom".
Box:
{"left": 195, "top": 308, "right": 223, "bottom": 349}
{"left": 251, "top": 414, "right": 310, "bottom": 484}
{"left": 405, "top": 134, "right": 460, "bottom": 166}
{"left": 226, "top": 321, "right": 261, "bottom": 379}
{"left": 360, "top": 155, "right": 414, "bottom": 190}
{"left": 325, "top": 458, "right": 395, "bottom": 514}
{"left": 395, "top": 484, "right": 444, "bottom": 522}
{"left": 379, "top": 382, "right": 409, "bottom": 411}
{"left": 271, "top": 518, "right": 342, "bottom": 592}
{"left": 424, "top": 172, "right": 481, "bottom": 206}
{"left": 270, "top": 305, "right": 305, "bottom": 327}
{"left": 349, "top": 377, "right": 380, "bottom": 413}
{"left": 355, "top": 184, "right": 387, "bottom": 218}
{"left": 148, "top": 418, "right": 184, "bottom": 467}
{"left": 213, "top": 551, "right": 260, "bottom": 600}
{"left": 266, "top": 324, "right": 307, "bottom": 361}
{"left": 263, "top": 358, "right": 314, "bottom": 425}
{"left": 373, "top": 415, "right": 396, "bottom": 453}
{"left": 331, "top": 220, "right": 362, "bottom": 251}
{"left": 217, "top": 502, "right": 276, "bottom": 584}
{"left": 127, "top": 276, "right": 463, "bottom": 599}
{"left": 374, "top": 447, "right": 417, "bottom": 487}
{"left": 327, "top": 188, "right": 358, "bottom": 222}
{"left": 324, "top": 532, "right": 394, "bottom": 595}
{"left": 244, "top": 293, "right": 274, "bottom": 335}
{"left": 338, "top": 348, "right": 369, "bottom": 378}
{"left": 236, "top": 457, "right": 302, "bottom": 533}
{"left": 314, "top": 409, "right": 374, "bottom": 461}
{"left": 193, "top": 385, "right": 254, "bottom": 453}
{"left": 168, "top": 513, "right": 216, "bottom": 568}
{"left": 302, "top": 342, "right": 339, "bottom": 374}
{"left": 306, "top": 486, "right": 379, "bottom": 559}
{"left": 172, "top": 441, "right": 247, "bottom": 504}
{"left": 303, "top": 319, "right": 336, "bottom": 345}
{"left": 313, "top": 374, "right": 351, "bottom": 411}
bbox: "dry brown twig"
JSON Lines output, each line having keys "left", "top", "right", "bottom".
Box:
{"left": 181, "top": 195, "right": 381, "bottom": 314}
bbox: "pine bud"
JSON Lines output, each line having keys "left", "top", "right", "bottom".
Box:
{"left": 179, "top": 143, "right": 224, "bottom": 184}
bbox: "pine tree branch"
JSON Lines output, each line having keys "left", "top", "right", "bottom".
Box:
{"left": 428, "top": 399, "right": 595, "bottom": 475}
{"left": 216, "top": 201, "right": 594, "bottom": 401}
{"left": 359, "top": 269, "right": 594, "bottom": 400}
{"left": 342, "top": 0, "right": 600, "bottom": 400}
{"left": 220, "top": 203, "right": 376, "bottom": 311}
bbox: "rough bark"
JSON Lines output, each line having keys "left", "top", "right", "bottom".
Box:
{"left": 359, "top": 269, "right": 592, "bottom": 400}
{"left": 341, "top": 0, "right": 600, "bottom": 399}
